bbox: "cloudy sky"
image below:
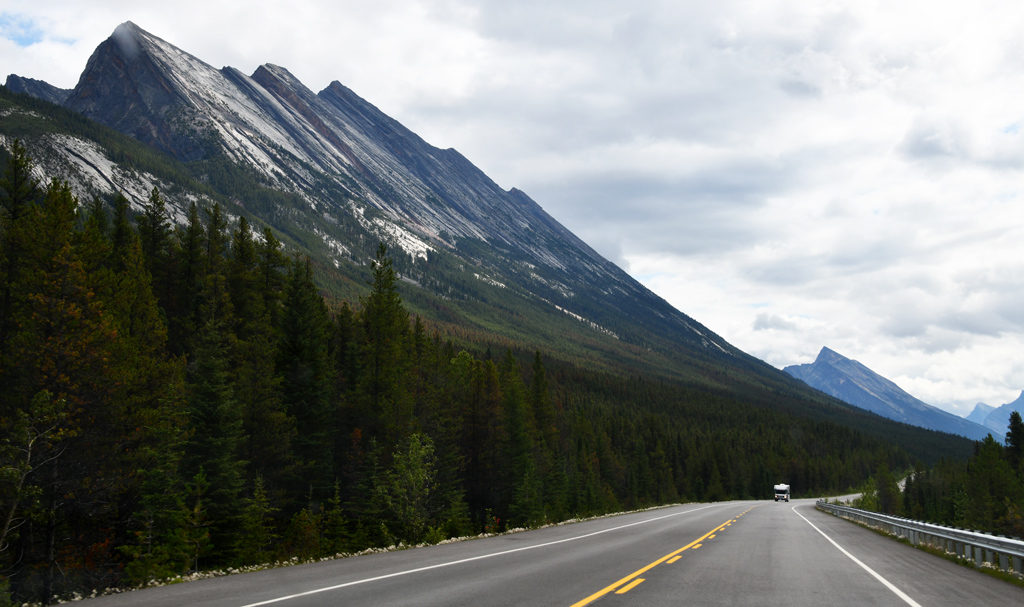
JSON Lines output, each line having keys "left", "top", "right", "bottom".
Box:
{"left": 3, "top": 0, "right": 1024, "bottom": 416}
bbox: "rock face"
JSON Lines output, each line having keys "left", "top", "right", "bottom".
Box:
{"left": 6, "top": 20, "right": 744, "bottom": 379}
{"left": 4, "top": 75, "right": 71, "bottom": 105}
{"left": 785, "top": 347, "right": 991, "bottom": 440}
{"left": 61, "top": 23, "right": 598, "bottom": 274}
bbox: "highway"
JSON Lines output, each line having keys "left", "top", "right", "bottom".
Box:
{"left": 84, "top": 499, "right": 1024, "bottom": 606}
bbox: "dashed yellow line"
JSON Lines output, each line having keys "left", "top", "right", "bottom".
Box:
{"left": 570, "top": 506, "right": 755, "bottom": 607}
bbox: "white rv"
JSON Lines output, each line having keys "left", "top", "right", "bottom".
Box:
{"left": 773, "top": 483, "right": 790, "bottom": 502}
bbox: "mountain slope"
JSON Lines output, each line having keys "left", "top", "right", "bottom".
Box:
{"left": 784, "top": 347, "right": 991, "bottom": 440}
{"left": 1, "top": 22, "right": 977, "bottom": 465}
{"left": 4, "top": 74, "right": 70, "bottom": 105}
{"left": 978, "top": 392, "right": 1024, "bottom": 436}
{"left": 17, "top": 21, "right": 741, "bottom": 372}
{"left": 965, "top": 402, "right": 995, "bottom": 426}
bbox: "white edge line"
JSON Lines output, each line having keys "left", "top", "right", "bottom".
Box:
{"left": 792, "top": 505, "right": 923, "bottom": 607}
{"left": 239, "top": 504, "right": 719, "bottom": 607}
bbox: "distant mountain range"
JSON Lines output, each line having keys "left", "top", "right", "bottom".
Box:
{"left": 784, "top": 347, "right": 992, "bottom": 441}
{"left": 966, "top": 393, "right": 1024, "bottom": 436}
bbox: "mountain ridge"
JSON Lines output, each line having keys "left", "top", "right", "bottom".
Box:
{"left": 1, "top": 22, "right": 977, "bottom": 464}
{"left": 784, "top": 347, "right": 991, "bottom": 440}
{"left": 973, "top": 392, "right": 1024, "bottom": 436}
{"left": 11, "top": 20, "right": 741, "bottom": 367}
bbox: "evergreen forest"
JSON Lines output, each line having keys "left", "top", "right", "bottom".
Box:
{"left": 0, "top": 140, "right": 939, "bottom": 604}
{"left": 857, "top": 411, "right": 1024, "bottom": 540}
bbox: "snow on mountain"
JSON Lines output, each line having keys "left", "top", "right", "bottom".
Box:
{"left": 28, "top": 20, "right": 743, "bottom": 360}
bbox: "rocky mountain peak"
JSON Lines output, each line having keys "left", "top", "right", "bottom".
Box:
{"left": 6, "top": 21, "right": 742, "bottom": 380}
{"left": 3, "top": 74, "right": 71, "bottom": 105}
{"left": 785, "top": 347, "right": 990, "bottom": 440}
{"left": 814, "top": 346, "right": 844, "bottom": 365}
{"left": 110, "top": 21, "right": 145, "bottom": 59}
{"left": 64, "top": 21, "right": 220, "bottom": 160}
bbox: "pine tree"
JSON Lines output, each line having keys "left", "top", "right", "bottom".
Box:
{"left": 359, "top": 243, "right": 412, "bottom": 448}
{"left": 502, "top": 351, "right": 543, "bottom": 526}
{"left": 184, "top": 210, "right": 246, "bottom": 558}
{"left": 104, "top": 234, "right": 188, "bottom": 585}
{"left": 136, "top": 187, "right": 173, "bottom": 311}
{"left": 169, "top": 202, "right": 205, "bottom": 357}
{"left": 229, "top": 217, "right": 295, "bottom": 494}
{"left": 278, "top": 257, "right": 333, "bottom": 498}
{"left": 1007, "top": 411, "right": 1024, "bottom": 473}
{"left": 7, "top": 179, "right": 123, "bottom": 603}
{"left": 234, "top": 476, "right": 277, "bottom": 565}
{"left": 320, "top": 483, "right": 351, "bottom": 556}
{"left": 376, "top": 433, "right": 438, "bottom": 543}
{"left": 0, "top": 139, "right": 40, "bottom": 383}
{"left": 109, "top": 193, "right": 132, "bottom": 271}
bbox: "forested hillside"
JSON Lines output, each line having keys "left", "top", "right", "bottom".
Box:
{"left": 0, "top": 140, "right": 933, "bottom": 604}
{"left": 857, "top": 412, "right": 1024, "bottom": 540}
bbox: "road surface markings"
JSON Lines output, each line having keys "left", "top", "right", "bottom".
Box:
{"left": 615, "top": 578, "right": 645, "bottom": 594}
{"left": 570, "top": 507, "right": 754, "bottom": 607}
{"left": 792, "top": 505, "right": 922, "bottom": 607}
{"left": 237, "top": 504, "right": 720, "bottom": 607}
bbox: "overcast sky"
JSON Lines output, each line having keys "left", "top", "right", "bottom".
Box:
{"left": 3, "top": 0, "right": 1024, "bottom": 416}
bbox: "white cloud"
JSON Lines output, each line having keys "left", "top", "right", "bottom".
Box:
{"left": 3, "top": 0, "right": 1024, "bottom": 414}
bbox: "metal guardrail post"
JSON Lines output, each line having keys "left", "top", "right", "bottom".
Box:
{"left": 815, "top": 500, "right": 1024, "bottom": 577}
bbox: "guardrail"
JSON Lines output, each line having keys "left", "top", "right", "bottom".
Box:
{"left": 816, "top": 500, "right": 1024, "bottom": 576}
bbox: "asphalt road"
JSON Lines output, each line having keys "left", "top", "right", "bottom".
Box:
{"left": 83, "top": 499, "right": 1024, "bottom": 606}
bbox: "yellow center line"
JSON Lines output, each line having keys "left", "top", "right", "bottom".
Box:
{"left": 569, "top": 516, "right": 738, "bottom": 607}
{"left": 615, "top": 578, "right": 645, "bottom": 594}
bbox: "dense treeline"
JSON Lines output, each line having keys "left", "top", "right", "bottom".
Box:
{"left": 2, "top": 141, "right": 910, "bottom": 604}
{"left": 858, "top": 412, "right": 1024, "bottom": 539}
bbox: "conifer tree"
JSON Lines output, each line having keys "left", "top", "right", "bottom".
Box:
{"left": 320, "top": 483, "right": 351, "bottom": 555}
{"left": 229, "top": 218, "right": 295, "bottom": 494}
{"left": 110, "top": 193, "right": 132, "bottom": 271}
{"left": 376, "top": 433, "right": 438, "bottom": 543}
{"left": 169, "top": 202, "right": 205, "bottom": 356}
{"left": 1007, "top": 411, "right": 1024, "bottom": 473}
{"left": 184, "top": 207, "right": 245, "bottom": 557}
{"left": 359, "top": 243, "right": 412, "bottom": 448}
{"left": 256, "top": 227, "right": 287, "bottom": 331}
{"left": 0, "top": 139, "right": 40, "bottom": 378}
{"left": 137, "top": 187, "right": 173, "bottom": 310}
{"left": 502, "top": 351, "right": 543, "bottom": 526}
{"left": 7, "top": 179, "right": 124, "bottom": 603}
{"left": 278, "top": 257, "right": 333, "bottom": 497}
{"left": 234, "top": 476, "right": 277, "bottom": 565}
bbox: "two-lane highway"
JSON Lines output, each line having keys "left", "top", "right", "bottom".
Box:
{"left": 83, "top": 499, "right": 1024, "bottom": 606}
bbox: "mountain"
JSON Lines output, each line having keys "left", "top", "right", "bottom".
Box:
{"left": 966, "top": 402, "right": 995, "bottom": 426}
{"left": 784, "top": 347, "right": 991, "bottom": 440}
{"left": 4, "top": 74, "right": 71, "bottom": 105}
{"left": 1, "top": 22, "right": 975, "bottom": 463}
{"left": 5, "top": 21, "right": 741, "bottom": 377}
{"left": 974, "top": 392, "right": 1024, "bottom": 436}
